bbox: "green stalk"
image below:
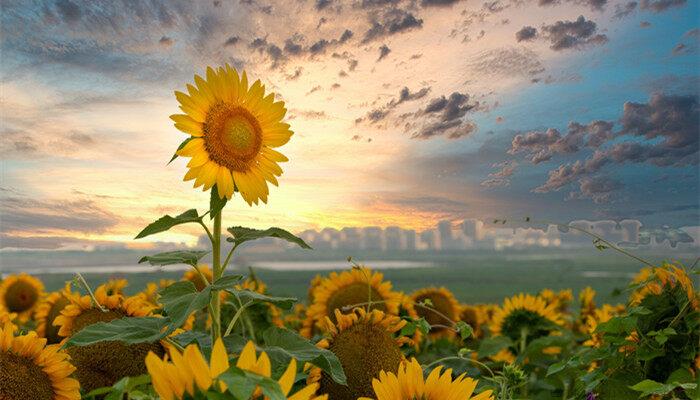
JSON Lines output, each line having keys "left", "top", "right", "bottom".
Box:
{"left": 211, "top": 211, "right": 223, "bottom": 343}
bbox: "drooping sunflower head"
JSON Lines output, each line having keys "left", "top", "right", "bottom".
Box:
{"left": 410, "top": 287, "right": 461, "bottom": 337}
{"left": 34, "top": 283, "right": 77, "bottom": 344}
{"left": 539, "top": 288, "right": 573, "bottom": 313}
{"left": 54, "top": 285, "right": 164, "bottom": 392}
{"left": 312, "top": 308, "right": 408, "bottom": 400}
{"left": 103, "top": 278, "right": 129, "bottom": 296}
{"left": 306, "top": 268, "right": 402, "bottom": 330}
{"left": 172, "top": 65, "right": 292, "bottom": 205}
{"left": 357, "top": 357, "right": 494, "bottom": 400}
{"left": 183, "top": 264, "right": 213, "bottom": 292}
{"left": 0, "top": 322, "right": 81, "bottom": 400}
{"left": 491, "top": 293, "right": 564, "bottom": 342}
{"left": 0, "top": 272, "right": 44, "bottom": 322}
{"left": 582, "top": 304, "right": 622, "bottom": 348}
{"left": 631, "top": 263, "right": 698, "bottom": 309}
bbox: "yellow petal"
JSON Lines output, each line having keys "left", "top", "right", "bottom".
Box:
{"left": 210, "top": 338, "right": 229, "bottom": 378}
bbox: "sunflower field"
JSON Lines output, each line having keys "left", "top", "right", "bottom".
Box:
{"left": 1, "top": 65, "right": 698, "bottom": 400}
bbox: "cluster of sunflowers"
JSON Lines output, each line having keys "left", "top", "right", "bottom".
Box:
{"left": 1, "top": 66, "right": 698, "bottom": 400}
{"left": 1, "top": 262, "right": 697, "bottom": 399}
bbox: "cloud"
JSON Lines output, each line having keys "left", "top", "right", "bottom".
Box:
{"left": 358, "top": 86, "right": 431, "bottom": 124}
{"left": 509, "top": 121, "right": 613, "bottom": 163}
{"left": 159, "top": 36, "right": 174, "bottom": 47}
{"left": 362, "top": 8, "right": 423, "bottom": 43}
{"left": 541, "top": 16, "right": 608, "bottom": 51}
{"left": 639, "top": 0, "right": 687, "bottom": 12}
{"left": 55, "top": 0, "right": 82, "bottom": 24}
{"left": 533, "top": 93, "right": 698, "bottom": 194}
{"left": 516, "top": 26, "right": 538, "bottom": 42}
{"left": 410, "top": 92, "right": 479, "bottom": 139}
{"left": 469, "top": 47, "right": 544, "bottom": 78}
{"left": 613, "top": 1, "right": 638, "bottom": 18}
{"left": 481, "top": 160, "right": 517, "bottom": 188}
{"left": 569, "top": 176, "right": 624, "bottom": 203}
{"left": 224, "top": 36, "right": 240, "bottom": 46}
{"left": 421, "top": 0, "right": 462, "bottom": 6}
{"left": 377, "top": 44, "right": 392, "bottom": 61}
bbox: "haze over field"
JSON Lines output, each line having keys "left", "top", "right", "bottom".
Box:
{"left": 1, "top": 0, "right": 698, "bottom": 253}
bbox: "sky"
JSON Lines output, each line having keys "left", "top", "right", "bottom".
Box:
{"left": 0, "top": 0, "right": 698, "bottom": 250}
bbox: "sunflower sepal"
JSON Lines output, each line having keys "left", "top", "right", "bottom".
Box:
{"left": 226, "top": 226, "right": 312, "bottom": 249}
{"left": 169, "top": 136, "right": 195, "bottom": 164}
{"left": 210, "top": 185, "right": 228, "bottom": 218}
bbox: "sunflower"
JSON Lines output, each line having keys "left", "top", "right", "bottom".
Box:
{"left": 306, "top": 268, "right": 402, "bottom": 332}
{"left": 631, "top": 263, "right": 698, "bottom": 309}
{"left": 575, "top": 287, "right": 597, "bottom": 333}
{"left": 103, "top": 278, "right": 128, "bottom": 296}
{"left": 146, "top": 337, "right": 229, "bottom": 400}
{"left": 172, "top": 64, "right": 292, "bottom": 205}
{"left": 310, "top": 308, "right": 408, "bottom": 400}
{"left": 490, "top": 293, "right": 563, "bottom": 356}
{"left": 0, "top": 322, "right": 81, "bottom": 400}
{"left": 410, "top": 287, "right": 461, "bottom": 337}
{"left": 182, "top": 264, "right": 213, "bottom": 292}
{"left": 0, "top": 310, "right": 18, "bottom": 332}
{"left": 54, "top": 285, "right": 164, "bottom": 392}
{"left": 0, "top": 272, "right": 44, "bottom": 322}
{"left": 236, "top": 340, "right": 328, "bottom": 400}
{"left": 583, "top": 304, "right": 621, "bottom": 348}
{"left": 139, "top": 279, "right": 176, "bottom": 306}
{"left": 35, "top": 284, "right": 77, "bottom": 344}
{"left": 358, "top": 357, "right": 494, "bottom": 400}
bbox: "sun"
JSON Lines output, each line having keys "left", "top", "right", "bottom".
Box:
{"left": 172, "top": 64, "right": 293, "bottom": 205}
{"left": 309, "top": 308, "right": 409, "bottom": 400}
{"left": 0, "top": 272, "right": 44, "bottom": 322}
{"left": 0, "top": 322, "right": 81, "bottom": 400}
{"left": 358, "top": 358, "right": 494, "bottom": 400}
{"left": 305, "top": 268, "right": 402, "bottom": 337}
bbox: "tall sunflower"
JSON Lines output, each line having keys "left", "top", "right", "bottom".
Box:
{"left": 172, "top": 65, "right": 292, "bottom": 205}
{"left": 0, "top": 272, "right": 44, "bottom": 322}
{"left": 0, "top": 322, "right": 81, "bottom": 400}
{"left": 358, "top": 358, "right": 494, "bottom": 400}
{"left": 54, "top": 285, "right": 164, "bottom": 392}
{"left": 309, "top": 308, "right": 408, "bottom": 400}
{"left": 35, "top": 284, "right": 76, "bottom": 344}
{"left": 306, "top": 268, "right": 402, "bottom": 335}
{"left": 410, "top": 287, "right": 461, "bottom": 338}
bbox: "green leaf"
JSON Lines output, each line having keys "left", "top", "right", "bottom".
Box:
{"left": 63, "top": 317, "right": 169, "bottom": 348}
{"left": 226, "top": 226, "right": 312, "bottom": 249}
{"left": 168, "top": 137, "right": 193, "bottom": 165}
{"left": 104, "top": 375, "right": 151, "bottom": 400}
{"left": 210, "top": 185, "right": 228, "bottom": 219}
{"left": 416, "top": 317, "right": 431, "bottom": 335}
{"left": 211, "top": 274, "right": 244, "bottom": 290}
{"left": 138, "top": 250, "right": 209, "bottom": 268}
{"left": 135, "top": 209, "right": 202, "bottom": 239}
{"left": 629, "top": 379, "right": 697, "bottom": 397}
{"left": 159, "top": 281, "right": 212, "bottom": 332}
{"left": 226, "top": 289, "right": 297, "bottom": 310}
{"left": 219, "top": 366, "right": 286, "bottom": 400}
{"left": 259, "top": 327, "right": 347, "bottom": 385}
{"left": 400, "top": 319, "right": 417, "bottom": 336}
{"left": 478, "top": 336, "right": 514, "bottom": 358}
{"left": 455, "top": 321, "right": 474, "bottom": 340}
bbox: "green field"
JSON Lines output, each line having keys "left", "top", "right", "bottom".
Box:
{"left": 29, "top": 249, "right": 699, "bottom": 306}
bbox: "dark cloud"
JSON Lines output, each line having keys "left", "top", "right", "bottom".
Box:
{"left": 613, "top": 1, "right": 638, "bottom": 18}
{"left": 533, "top": 93, "right": 699, "bottom": 194}
{"left": 639, "top": 0, "right": 687, "bottom": 12}
{"left": 307, "top": 85, "right": 322, "bottom": 94}
{"left": 510, "top": 121, "right": 614, "bottom": 163}
{"left": 224, "top": 36, "right": 240, "bottom": 46}
{"left": 411, "top": 92, "right": 479, "bottom": 139}
{"left": 570, "top": 176, "right": 624, "bottom": 203}
{"left": 358, "top": 86, "right": 431, "bottom": 124}
{"left": 541, "top": 16, "right": 608, "bottom": 51}
{"left": 671, "top": 43, "right": 692, "bottom": 56}
{"left": 159, "top": 36, "right": 174, "bottom": 46}
{"left": 640, "top": 21, "right": 651, "bottom": 27}
{"left": 55, "top": 0, "right": 82, "bottom": 24}
{"left": 421, "top": 0, "right": 462, "bottom": 6}
{"left": 362, "top": 9, "right": 423, "bottom": 43}
{"left": 377, "top": 44, "right": 391, "bottom": 61}
{"left": 483, "top": 1, "right": 509, "bottom": 13}
{"left": 316, "top": 0, "right": 333, "bottom": 10}
{"left": 515, "top": 26, "right": 538, "bottom": 42}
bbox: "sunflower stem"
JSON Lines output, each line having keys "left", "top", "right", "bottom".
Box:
{"left": 74, "top": 273, "right": 107, "bottom": 312}
{"left": 211, "top": 211, "right": 223, "bottom": 343}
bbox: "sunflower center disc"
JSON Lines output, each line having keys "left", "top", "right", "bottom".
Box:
{"left": 203, "top": 102, "right": 263, "bottom": 172}
{"left": 501, "top": 309, "right": 550, "bottom": 342}
{"left": 0, "top": 351, "right": 54, "bottom": 400}
{"left": 4, "top": 281, "right": 39, "bottom": 312}
{"left": 414, "top": 293, "right": 455, "bottom": 329}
